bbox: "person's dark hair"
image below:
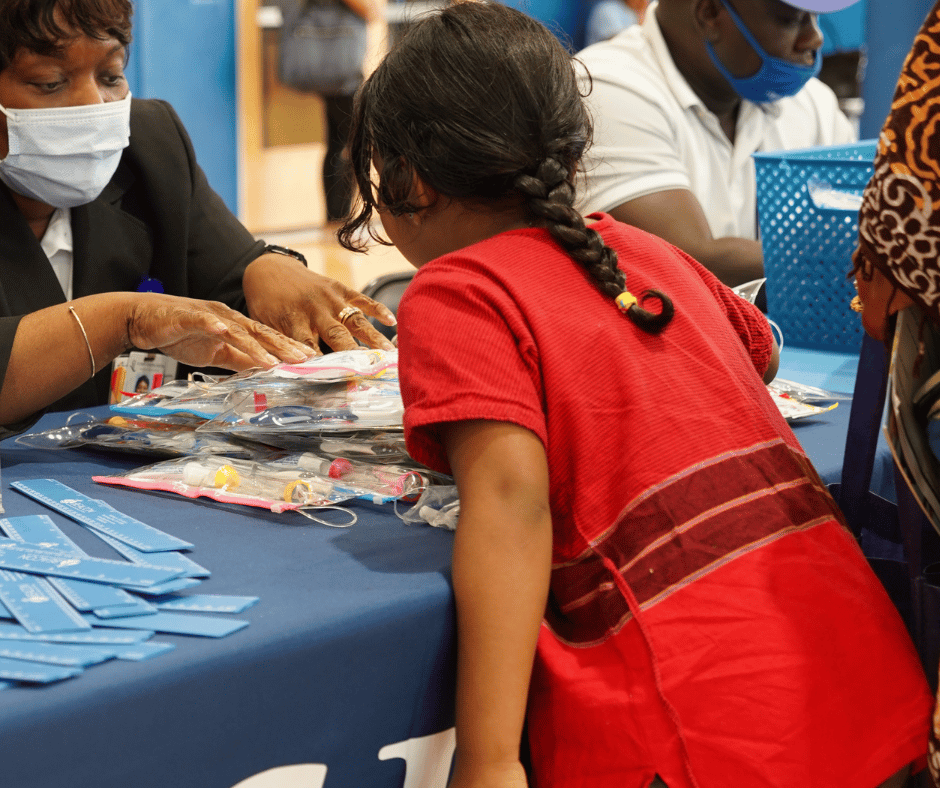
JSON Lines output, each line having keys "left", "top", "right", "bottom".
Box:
{"left": 338, "top": 0, "right": 672, "bottom": 333}
{"left": 0, "top": 0, "right": 133, "bottom": 72}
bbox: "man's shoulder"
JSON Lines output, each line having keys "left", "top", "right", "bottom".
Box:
{"left": 578, "top": 26, "right": 677, "bottom": 114}
{"left": 578, "top": 26, "right": 658, "bottom": 82}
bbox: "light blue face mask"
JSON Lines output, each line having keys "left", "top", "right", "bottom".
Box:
{"left": 704, "top": 0, "right": 821, "bottom": 104}
{"left": 0, "top": 93, "right": 131, "bottom": 208}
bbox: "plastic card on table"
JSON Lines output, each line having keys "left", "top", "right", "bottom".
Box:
{"left": 766, "top": 378, "right": 844, "bottom": 421}
{"left": 0, "top": 620, "right": 153, "bottom": 644}
{"left": 114, "top": 641, "right": 175, "bottom": 661}
{"left": 0, "top": 655, "right": 83, "bottom": 683}
{"left": 153, "top": 594, "right": 259, "bottom": 614}
{"left": 90, "top": 529, "right": 210, "bottom": 579}
{"left": 0, "top": 570, "right": 90, "bottom": 634}
{"left": 0, "top": 539, "right": 183, "bottom": 588}
{"left": 0, "top": 640, "right": 118, "bottom": 668}
{"left": 86, "top": 610, "right": 249, "bottom": 638}
{"left": 92, "top": 599, "right": 157, "bottom": 619}
{"left": 130, "top": 577, "right": 203, "bottom": 597}
{"left": 0, "top": 515, "right": 152, "bottom": 612}
{"left": 11, "top": 479, "right": 193, "bottom": 553}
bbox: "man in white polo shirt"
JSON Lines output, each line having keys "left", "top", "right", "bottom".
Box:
{"left": 577, "top": 0, "right": 859, "bottom": 287}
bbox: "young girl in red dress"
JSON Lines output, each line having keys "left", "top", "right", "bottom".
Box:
{"left": 339, "top": 3, "right": 932, "bottom": 786}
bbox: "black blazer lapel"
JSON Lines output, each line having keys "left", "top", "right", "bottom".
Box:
{"left": 72, "top": 161, "right": 153, "bottom": 299}
{"left": 0, "top": 184, "right": 66, "bottom": 314}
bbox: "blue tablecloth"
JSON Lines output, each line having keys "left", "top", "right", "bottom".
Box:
{"left": 0, "top": 409, "right": 456, "bottom": 788}
{"left": 0, "top": 348, "right": 893, "bottom": 787}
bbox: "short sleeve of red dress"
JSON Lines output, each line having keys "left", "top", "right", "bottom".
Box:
{"left": 397, "top": 254, "right": 547, "bottom": 476}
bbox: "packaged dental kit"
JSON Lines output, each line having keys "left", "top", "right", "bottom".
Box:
{"left": 93, "top": 453, "right": 429, "bottom": 513}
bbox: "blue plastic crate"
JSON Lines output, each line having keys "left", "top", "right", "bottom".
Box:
{"left": 753, "top": 140, "right": 876, "bottom": 352}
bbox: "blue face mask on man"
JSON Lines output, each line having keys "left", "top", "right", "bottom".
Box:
{"left": 704, "top": 0, "right": 822, "bottom": 104}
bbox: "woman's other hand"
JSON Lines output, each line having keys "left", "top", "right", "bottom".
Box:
{"left": 127, "top": 294, "right": 314, "bottom": 370}
{"left": 242, "top": 252, "right": 397, "bottom": 353}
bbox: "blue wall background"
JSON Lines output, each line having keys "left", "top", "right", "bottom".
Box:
{"left": 117, "top": 0, "right": 938, "bottom": 218}
{"left": 124, "top": 0, "right": 239, "bottom": 214}
{"left": 860, "top": 0, "right": 935, "bottom": 138}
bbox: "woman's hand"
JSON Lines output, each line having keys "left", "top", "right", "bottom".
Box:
{"left": 0, "top": 292, "right": 313, "bottom": 426}
{"left": 127, "top": 294, "right": 314, "bottom": 371}
{"left": 242, "top": 253, "right": 397, "bottom": 353}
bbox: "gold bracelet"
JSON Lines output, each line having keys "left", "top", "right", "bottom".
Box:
{"left": 68, "top": 306, "right": 96, "bottom": 379}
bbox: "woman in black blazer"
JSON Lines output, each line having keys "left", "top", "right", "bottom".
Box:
{"left": 0, "top": 0, "right": 395, "bottom": 431}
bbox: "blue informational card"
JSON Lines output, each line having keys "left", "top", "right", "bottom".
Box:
{"left": 114, "top": 641, "right": 175, "bottom": 661}
{"left": 0, "top": 656, "right": 83, "bottom": 683}
{"left": 0, "top": 570, "right": 90, "bottom": 634}
{"left": 154, "top": 594, "right": 259, "bottom": 614}
{"left": 86, "top": 611, "right": 250, "bottom": 638}
{"left": 92, "top": 599, "right": 157, "bottom": 619}
{"left": 0, "top": 640, "right": 118, "bottom": 668}
{"left": 11, "top": 479, "right": 193, "bottom": 552}
{"left": 92, "top": 530, "right": 210, "bottom": 579}
{"left": 0, "top": 540, "right": 182, "bottom": 588}
{"left": 0, "top": 515, "right": 142, "bottom": 612}
{"left": 0, "top": 621, "right": 153, "bottom": 644}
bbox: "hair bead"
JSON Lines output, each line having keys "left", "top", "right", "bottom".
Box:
{"left": 615, "top": 291, "right": 638, "bottom": 313}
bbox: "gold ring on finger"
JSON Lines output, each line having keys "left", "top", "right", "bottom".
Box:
{"left": 338, "top": 305, "right": 364, "bottom": 324}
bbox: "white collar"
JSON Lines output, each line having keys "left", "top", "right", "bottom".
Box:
{"left": 39, "top": 207, "right": 73, "bottom": 259}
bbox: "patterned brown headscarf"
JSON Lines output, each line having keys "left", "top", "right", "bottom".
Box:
{"left": 853, "top": 1, "right": 940, "bottom": 325}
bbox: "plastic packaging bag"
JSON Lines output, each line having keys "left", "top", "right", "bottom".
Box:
{"left": 399, "top": 485, "right": 460, "bottom": 530}
{"left": 269, "top": 348, "right": 398, "bottom": 382}
{"left": 767, "top": 378, "right": 846, "bottom": 421}
{"left": 94, "top": 452, "right": 429, "bottom": 513}
{"left": 16, "top": 412, "right": 254, "bottom": 458}
{"left": 196, "top": 378, "right": 403, "bottom": 437}
{"left": 113, "top": 350, "right": 402, "bottom": 429}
